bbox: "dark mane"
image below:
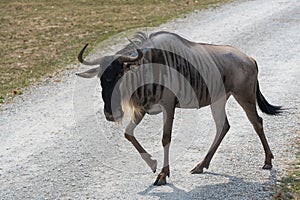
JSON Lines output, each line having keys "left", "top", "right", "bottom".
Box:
{"left": 116, "top": 32, "right": 149, "bottom": 55}
{"left": 116, "top": 31, "right": 193, "bottom": 56}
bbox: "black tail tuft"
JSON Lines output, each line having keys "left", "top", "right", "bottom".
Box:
{"left": 256, "top": 81, "right": 282, "bottom": 115}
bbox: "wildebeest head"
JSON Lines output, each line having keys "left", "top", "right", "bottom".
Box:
{"left": 76, "top": 44, "right": 143, "bottom": 122}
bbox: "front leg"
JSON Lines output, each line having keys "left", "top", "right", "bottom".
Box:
{"left": 124, "top": 111, "right": 157, "bottom": 173}
{"left": 154, "top": 102, "right": 175, "bottom": 186}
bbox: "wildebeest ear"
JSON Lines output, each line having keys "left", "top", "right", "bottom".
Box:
{"left": 123, "top": 63, "right": 131, "bottom": 72}
{"left": 76, "top": 66, "right": 100, "bottom": 78}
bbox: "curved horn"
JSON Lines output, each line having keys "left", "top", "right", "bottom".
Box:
{"left": 78, "top": 44, "right": 103, "bottom": 65}
{"left": 117, "top": 48, "right": 143, "bottom": 63}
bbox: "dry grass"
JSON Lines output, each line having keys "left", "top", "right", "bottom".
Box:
{"left": 273, "top": 132, "right": 300, "bottom": 200}
{"left": 0, "top": 0, "right": 231, "bottom": 102}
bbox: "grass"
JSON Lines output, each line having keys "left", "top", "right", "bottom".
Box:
{"left": 273, "top": 131, "right": 300, "bottom": 199}
{"left": 0, "top": 0, "right": 232, "bottom": 102}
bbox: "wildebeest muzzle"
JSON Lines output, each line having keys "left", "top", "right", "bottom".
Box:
{"left": 104, "top": 109, "right": 124, "bottom": 122}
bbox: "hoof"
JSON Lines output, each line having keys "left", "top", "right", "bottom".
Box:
{"left": 262, "top": 163, "right": 272, "bottom": 170}
{"left": 190, "top": 161, "right": 207, "bottom": 174}
{"left": 190, "top": 167, "right": 204, "bottom": 174}
{"left": 141, "top": 153, "right": 157, "bottom": 173}
{"left": 150, "top": 160, "right": 158, "bottom": 173}
{"left": 153, "top": 174, "right": 167, "bottom": 186}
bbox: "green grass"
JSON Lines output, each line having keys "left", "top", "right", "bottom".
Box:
{"left": 0, "top": 0, "right": 232, "bottom": 102}
{"left": 273, "top": 133, "right": 300, "bottom": 199}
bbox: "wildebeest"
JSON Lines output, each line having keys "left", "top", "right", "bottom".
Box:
{"left": 76, "top": 31, "right": 281, "bottom": 186}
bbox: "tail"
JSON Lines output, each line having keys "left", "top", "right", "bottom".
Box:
{"left": 256, "top": 81, "right": 282, "bottom": 115}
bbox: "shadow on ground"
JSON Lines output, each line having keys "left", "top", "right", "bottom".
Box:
{"left": 138, "top": 170, "right": 277, "bottom": 200}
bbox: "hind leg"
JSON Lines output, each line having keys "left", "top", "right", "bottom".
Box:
{"left": 191, "top": 96, "right": 230, "bottom": 174}
{"left": 233, "top": 94, "right": 274, "bottom": 169}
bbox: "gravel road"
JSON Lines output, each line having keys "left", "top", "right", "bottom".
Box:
{"left": 0, "top": 0, "right": 299, "bottom": 199}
